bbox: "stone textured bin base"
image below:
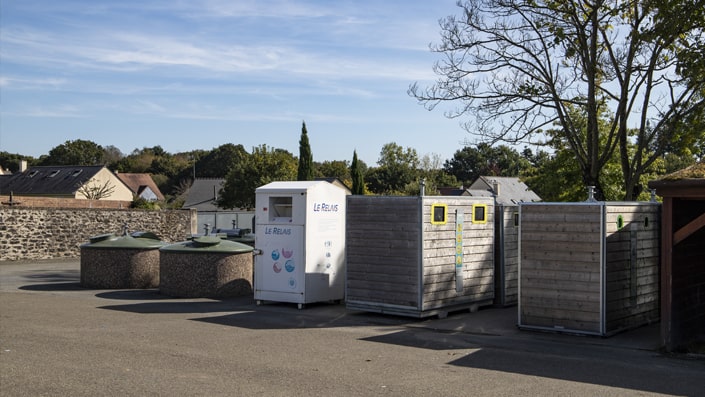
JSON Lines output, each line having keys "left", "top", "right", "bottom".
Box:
{"left": 159, "top": 252, "right": 253, "bottom": 298}
{"left": 80, "top": 248, "right": 160, "bottom": 289}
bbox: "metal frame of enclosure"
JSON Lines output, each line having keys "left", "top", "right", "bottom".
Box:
{"left": 346, "top": 195, "right": 495, "bottom": 318}
{"left": 518, "top": 202, "right": 661, "bottom": 336}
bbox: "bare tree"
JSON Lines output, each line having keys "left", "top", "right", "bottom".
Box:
{"left": 410, "top": 0, "right": 705, "bottom": 199}
{"left": 77, "top": 178, "right": 116, "bottom": 200}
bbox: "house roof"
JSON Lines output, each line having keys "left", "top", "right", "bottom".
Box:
{"left": 183, "top": 178, "right": 224, "bottom": 211}
{"left": 115, "top": 173, "right": 165, "bottom": 201}
{"left": 314, "top": 177, "right": 352, "bottom": 194}
{"left": 438, "top": 187, "right": 467, "bottom": 196}
{"left": 467, "top": 176, "right": 541, "bottom": 205}
{"left": 0, "top": 165, "right": 106, "bottom": 196}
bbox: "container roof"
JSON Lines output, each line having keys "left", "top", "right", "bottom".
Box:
{"left": 256, "top": 180, "right": 340, "bottom": 193}
{"left": 648, "top": 162, "right": 705, "bottom": 198}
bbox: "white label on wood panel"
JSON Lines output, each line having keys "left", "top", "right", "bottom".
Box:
{"left": 456, "top": 209, "right": 464, "bottom": 293}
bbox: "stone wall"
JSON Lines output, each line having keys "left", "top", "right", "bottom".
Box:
{"left": 0, "top": 195, "right": 132, "bottom": 209}
{"left": 0, "top": 207, "right": 197, "bottom": 261}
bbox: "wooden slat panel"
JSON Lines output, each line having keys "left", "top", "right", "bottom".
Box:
{"left": 347, "top": 196, "right": 496, "bottom": 314}
{"left": 520, "top": 313, "right": 601, "bottom": 333}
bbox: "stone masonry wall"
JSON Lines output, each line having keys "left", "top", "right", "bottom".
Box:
{"left": 0, "top": 195, "right": 132, "bottom": 209}
{"left": 0, "top": 207, "right": 197, "bottom": 261}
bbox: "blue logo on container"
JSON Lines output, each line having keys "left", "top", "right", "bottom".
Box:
{"left": 271, "top": 250, "right": 280, "bottom": 260}
{"left": 285, "top": 260, "right": 295, "bottom": 272}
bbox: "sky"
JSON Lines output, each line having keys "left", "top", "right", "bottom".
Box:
{"left": 0, "top": 0, "right": 471, "bottom": 166}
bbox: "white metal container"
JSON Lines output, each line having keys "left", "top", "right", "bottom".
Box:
{"left": 254, "top": 181, "right": 347, "bottom": 308}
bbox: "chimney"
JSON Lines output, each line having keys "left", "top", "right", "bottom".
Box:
{"left": 20, "top": 160, "right": 28, "bottom": 172}
{"left": 492, "top": 181, "right": 500, "bottom": 197}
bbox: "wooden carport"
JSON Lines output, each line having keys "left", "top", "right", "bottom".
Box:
{"left": 648, "top": 163, "right": 705, "bottom": 352}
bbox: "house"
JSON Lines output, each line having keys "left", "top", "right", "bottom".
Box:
{"left": 183, "top": 178, "right": 224, "bottom": 211}
{"left": 0, "top": 165, "right": 133, "bottom": 201}
{"left": 115, "top": 173, "right": 165, "bottom": 202}
{"left": 437, "top": 186, "right": 466, "bottom": 196}
{"left": 182, "top": 178, "right": 254, "bottom": 232}
{"left": 465, "top": 176, "right": 541, "bottom": 204}
{"left": 315, "top": 177, "right": 352, "bottom": 195}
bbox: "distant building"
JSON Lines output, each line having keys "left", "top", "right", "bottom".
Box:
{"left": 314, "top": 177, "right": 352, "bottom": 195}
{"left": 182, "top": 178, "right": 224, "bottom": 211}
{"left": 438, "top": 176, "right": 540, "bottom": 203}
{"left": 182, "top": 178, "right": 254, "bottom": 232}
{"left": 465, "top": 176, "right": 541, "bottom": 205}
{"left": 0, "top": 165, "right": 133, "bottom": 201}
{"left": 115, "top": 173, "right": 165, "bottom": 202}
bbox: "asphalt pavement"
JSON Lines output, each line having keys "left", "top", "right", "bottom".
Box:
{"left": 1, "top": 259, "right": 703, "bottom": 396}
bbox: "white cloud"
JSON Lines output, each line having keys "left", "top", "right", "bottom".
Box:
{"left": 20, "top": 105, "right": 85, "bottom": 118}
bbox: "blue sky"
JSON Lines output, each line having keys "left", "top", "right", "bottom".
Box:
{"left": 0, "top": 0, "right": 470, "bottom": 166}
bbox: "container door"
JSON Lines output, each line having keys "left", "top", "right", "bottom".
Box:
{"left": 255, "top": 224, "right": 305, "bottom": 298}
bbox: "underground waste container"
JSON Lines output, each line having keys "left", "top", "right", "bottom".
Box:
{"left": 159, "top": 236, "right": 254, "bottom": 298}
{"left": 80, "top": 232, "right": 166, "bottom": 289}
{"left": 215, "top": 227, "right": 255, "bottom": 247}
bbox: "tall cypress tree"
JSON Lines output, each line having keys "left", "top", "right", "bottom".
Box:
{"left": 297, "top": 121, "right": 314, "bottom": 181}
{"left": 351, "top": 150, "right": 364, "bottom": 195}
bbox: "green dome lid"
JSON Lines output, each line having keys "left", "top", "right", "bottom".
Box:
{"left": 160, "top": 236, "right": 254, "bottom": 253}
{"left": 82, "top": 233, "right": 166, "bottom": 250}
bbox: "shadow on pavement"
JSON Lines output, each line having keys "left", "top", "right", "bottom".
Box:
{"left": 361, "top": 328, "right": 480, "bottom": 350}
{"left": 19, "top": 282, "right": 86, "bottom": 291}
{"left": 447, "top": 346, "right": 705, "bottom": 396}
{"left": 95, "top": 289, "right": 166, "bottom": 301}
{"left": 97, "top": 295, "right": 252, "bottom": 314}
{"left": 192, "top": 303, "right": 415, "bottom": 330}
{"left": 22, "top": 269, "right": 80, "bottom": 282}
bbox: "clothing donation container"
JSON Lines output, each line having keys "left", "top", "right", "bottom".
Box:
{"left": 254, "top": 181, "right": 347, "bottom": 308}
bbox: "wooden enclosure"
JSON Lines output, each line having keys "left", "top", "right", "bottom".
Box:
{"left": 649, "top": 169, "right": 705, "bottom": 352}
{"left": 346, "top": 196, "right": 495, "bottom": 318}
{"left": 518, "top": 202, "right": 660, "bottom": 336}
{"left": 494, "top": 204, "right": 519, "bottom": 306}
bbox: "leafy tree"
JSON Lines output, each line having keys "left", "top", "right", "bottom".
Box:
{"left": 168, "top": 149, "right": 208, "bottom": 187}
{"left": 114, "top": 146, "right": 162, "bottom": 173}
{"left": 194, "top": 144, "right": 248, "bottom": 178}
{"left": 316, "top": 159, "right": 353, "bottom": 190}
{"left": 350, "top": 151, "right": 365, "bottom": 195}
{"left": 218, "top": 145, "right": 297, "bottom": 209}
{"left": 102, "top": 145, "right": 124, "bottom": 168}
{"left": 662, "top": 152, "right": 697, "bottom": 175}
{"left": 131, "top": 196, "right": 161, "bottom": 210}
{"left": 316, "top": 160, "right": 350, "bottom": 180}
{"left": 297, "top": 122, "right": 314, "bottom": 181}
{"left": 366, "top": 143, "right": 420, "bottom": 195}
{"left": 410, "top": 0, "right": 705, "bottom": 200}
{"left": 418, "top": 153, "right": 459, "bottom": 195}
{"left": 149, "top": 156, "right": 182, "bottom": 179}
{"left": 0, "top": 152, "right": 35, "bottom": 173}
{"left": 444, "top": 143, "right": 530, "bottom": 187}
{"left": 39, "top": 139, "right": 105, "bottom": 166}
